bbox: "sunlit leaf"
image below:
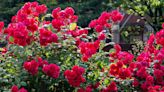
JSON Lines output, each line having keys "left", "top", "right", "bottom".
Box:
{"left": 69, "top": 23, "right": 77, "bottom": 31}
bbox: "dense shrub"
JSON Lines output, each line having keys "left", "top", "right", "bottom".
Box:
{"left": 0, "top": 2, "right": 163, "bottom": 92}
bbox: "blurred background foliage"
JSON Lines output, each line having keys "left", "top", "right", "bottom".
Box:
{"left": 0, "top": 0, "right": 110, "bottom": 27}
{"left": 109, "top": 0, "right": 164, "bottom": 32}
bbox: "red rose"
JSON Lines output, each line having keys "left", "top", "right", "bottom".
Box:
{"left": 146, "top": 75, "right": 154, "bottom": 85}
{"left": 37, "top": 57, "right": 48, "bottom": 67}
{"left": 107, "top": 81, "right": 118, "bottom": 92}
{"left": 36, "top": 4, "right": 47, "bottom": 14}
{"left": 65, "top": 7, "right": 75, "bottom": 16}
{"left": 118, "top": 68, "right": 131, "bottom": 79}
{"left": 11, "top": 85, "right": 27, "bottom": 92}
{"left": 42, "top": 64, "right": 60, "bottom": 79}
{"left": 0, "top": 21, "right": 4, "bottom": 32}
{"left": 109, "top": 64, "right": 119, "bottom": 76}
{"left": 77, "top": 88, "right": 85, "bottom": 92}
{"left": 11, "top": 85, "right": 18, "bottom": 92}
{"left": 18, "top": 88, "right": 28, "bottom": 92}
{"left": 39, "top": 28, "right": 58, "bottom": 46}
{"left": 89, "top": 20, "right": 97, "bottom": 28}
{"left": 111, "top": 10, "right": 123, "bottom": 22}
{"left": 98, "top": 33, "right": 106, "bottom": 40}
{"left": 64, "top": 66, "right": 85, "bottom": 87}
{"left": 52, "top": 7, "right": 61, "bottom": 18}
{"left": 132, "top": 78, "right": 139, "bottom": 87}
{"left": 52, "top": 19, "right": 63, "bottom": 31}
{"left": 82, "top": 55, "right": 89, "bottom": 62}
{"left": 114, "top": 44, "right": 121, "bottom": 53}
{"left": 95, "top": 25, "right": 103, "bottom": 33}
{"left": 156, "top": 29, "right": 164, "bottom": 47}
{"left": 23, "top": 60, "right": 39, "bottom": 75}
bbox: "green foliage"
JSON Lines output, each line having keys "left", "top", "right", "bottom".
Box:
{"left": 0, "top": 52, "right": 20, "bottom": 91}
{"left": 131, "top": 39, "right": 145, "bottom": 56}
{"left": 0, "top": 0, "right": 22, "bottom": 26}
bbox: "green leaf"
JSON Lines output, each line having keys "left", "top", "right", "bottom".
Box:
{"left": 15, "top": 78, "right": 21, "bottom": 84}
{"left": 104, "top": 78, "right": 109, "bottom": 85}
{"left": 79, "top": 63, "right": 88, "bottom": 68}
{"left": 20, "top": 81, "right": 27, "bottom": 86}
{"left": 109, "top": 48, "right": 115, "bottom": 53}
{"left": 69, "top": 23, "right": 77, "bottom": 30}
{"left": 9, "top": 36, "right": 14, "bottom": 42}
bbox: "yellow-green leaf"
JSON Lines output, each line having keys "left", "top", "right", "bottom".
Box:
{"left": 69, "top": 23, "right": 77, "bottom": 30}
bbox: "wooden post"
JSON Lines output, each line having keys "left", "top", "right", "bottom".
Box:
{"left": 111, "top": 24, "right": 120, "bottom": 43}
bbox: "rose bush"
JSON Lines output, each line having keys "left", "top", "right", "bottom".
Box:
{"left": 0, "top": 1, "right": 163, "bottom": 92}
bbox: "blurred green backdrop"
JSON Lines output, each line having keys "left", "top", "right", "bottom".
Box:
{"left": 0, "top": 0, "right": 109, "bottom": 27}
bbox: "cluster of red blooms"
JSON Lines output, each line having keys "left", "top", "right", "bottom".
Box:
{"left": 156, "top": 28, "right": 164, "bottom": 47}
{"left": 52, "top": 7, "right": 78, "bottom": 31}
{"left": 109, "top": 44, "right": 133, "bottom": 79}
{"left": 77, "top": 85, "right": 92, "bottom": 92}
{"left": 111, "top": 10, "right": 123, "bottom": 23}
{"left": 37, "top": 57, "right": 48, "bottom": 67}
{"left": 107, "top": 24, "right": 164, "bottom": 91}
{"left": 77, "top": 10, "right": 123, "bottom": 62}
{"left": 39, "top": 28, "right": 58, "bottom": 46}
{"left": 64, "top": 65, "right": 86, "bottom": 87}
{"left": 42, "top": 64, "right": 60, "bottom": 79}
{"left": 110, "top": 44, "right": 134, "bottom": 64}
{"left": 23, "top": 57, "right": 60, "bottom": 79}
{"left": 132, "top": 28, "right": 164, "bottom": 91}
{"left": 65, "top": 29, "right": 88, "bottom": 38}
{"left": 78, "top": 40, "right": 100, "bottom": 62}
{"left": 11, "top": 85, "right": 27, "bottom": 92}
{"left": 102, "top": 81, "right": 118, "bottom": 92}
{"left": 89, "top": 10, "right": 123, "bottom": 33}
{"left": 77, "top": 82, "right": 100, "bottom": 92}
{"left": 4, "top": 2, "right": 47, "bottom": 46}
{"left": 23, "top": 59, "right": 39, "bottom": 75}
{"left": 109, "top": 63, "right": 132, "bottom": 79}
